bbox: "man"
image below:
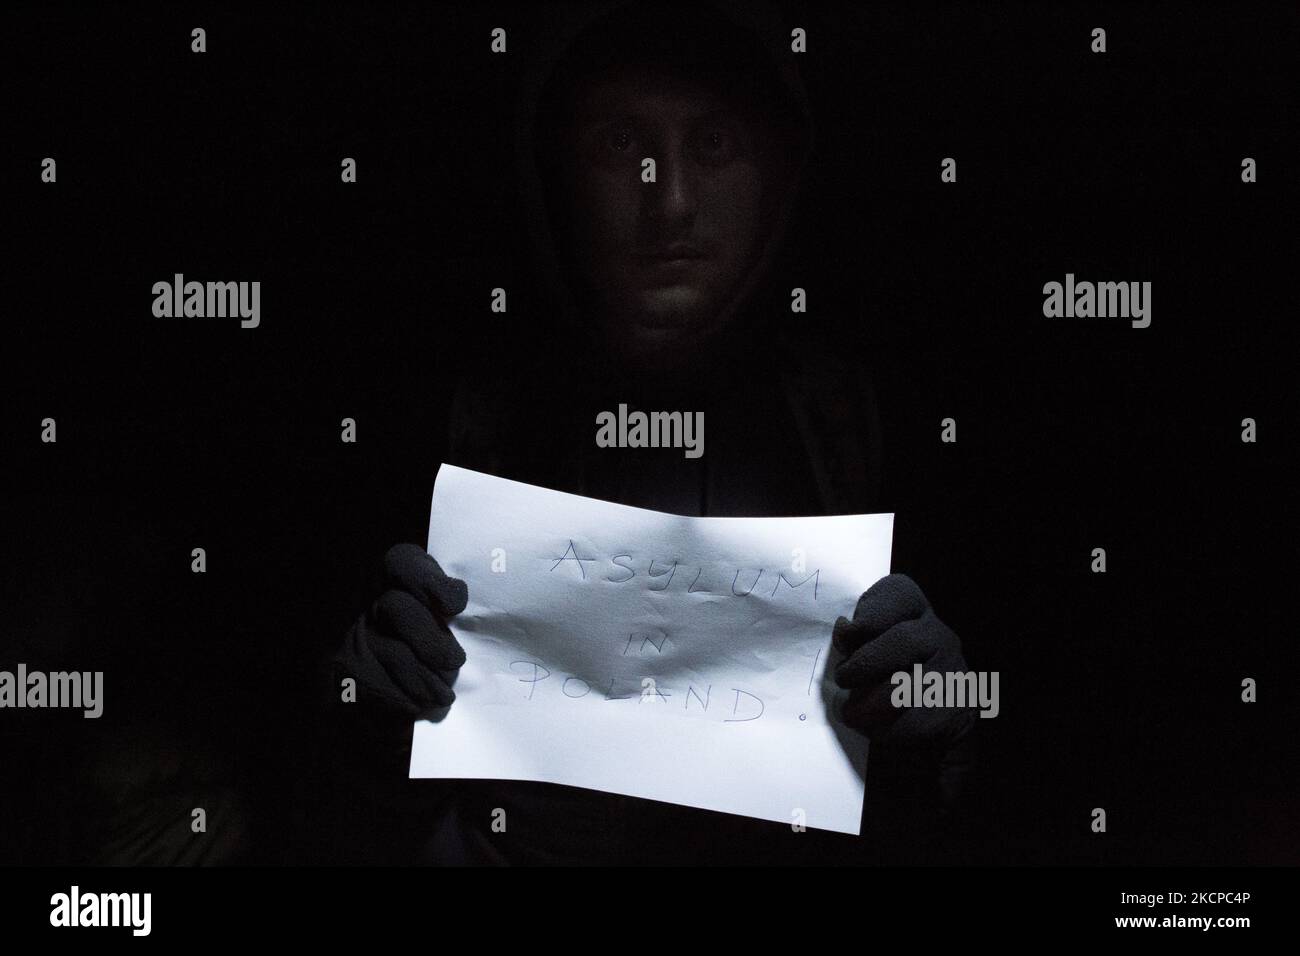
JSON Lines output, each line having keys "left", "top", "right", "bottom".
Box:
{"left": 327, "top": 1, "right": 977, "bottom": 864}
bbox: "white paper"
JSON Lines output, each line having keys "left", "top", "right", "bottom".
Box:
{"left": 409, "top": 464, "right": 894, "bottom": 835}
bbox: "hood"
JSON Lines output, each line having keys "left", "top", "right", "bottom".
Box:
{"left": 448, "top": 4, "right": 880, "bottom": 514}
{"left": 511, "top": 0, "right": 814, "bottom": 362}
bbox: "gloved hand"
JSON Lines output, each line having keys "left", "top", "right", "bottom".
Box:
{"left": 831, "top": 573, "right": 978, "bottom": 823}
{"left": 332, "top": 544, "right": 469, "bottom": 717}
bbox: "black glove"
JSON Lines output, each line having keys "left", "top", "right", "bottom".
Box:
{"left": 831, "top": 573, "right": 978, "bottom": 837}
{"left": 333, "top": 544, "right": 469, "bottom": 717}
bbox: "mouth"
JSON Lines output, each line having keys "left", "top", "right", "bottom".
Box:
{"left": 630, "top": 246, "right": 713, "bottom": 294}
{"left": 634, "top": 244, "right": 711, "bottom": 265}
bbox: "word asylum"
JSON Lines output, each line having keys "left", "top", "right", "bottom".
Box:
{"left": 152, "top": 274, "right": 260, "bottom": 328}
{"left": 1042, "top": 273, "right": 1151, "bottom": 328}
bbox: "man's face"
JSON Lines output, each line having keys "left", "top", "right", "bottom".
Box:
{"left": 561, "top": 66, "right": 769, "bottom": 362}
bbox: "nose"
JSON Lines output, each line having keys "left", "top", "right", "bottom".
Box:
{"left": 643, "top": 150, "right": 697, "bottom": 228}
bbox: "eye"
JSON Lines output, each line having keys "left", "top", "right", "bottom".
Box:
{"left": 584, "top": 121, "right": 641, "bottom": 170}
{"left": 688, "top": 121, "right": 744, "bottom": 167}
{"left": 604, "top": 126, "right": 633, "bottom": 152}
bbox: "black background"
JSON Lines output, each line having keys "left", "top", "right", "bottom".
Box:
{"left": 3, "top": 1, "right": 1295, "bottom": 866}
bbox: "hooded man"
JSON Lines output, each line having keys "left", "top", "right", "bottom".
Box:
{"left": 326, "top": 0, "right": 978, "bottom": 865}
